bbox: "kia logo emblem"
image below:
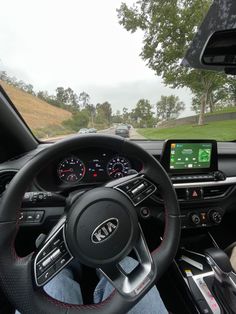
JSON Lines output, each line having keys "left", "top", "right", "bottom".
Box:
{"left": 91, "top": 218, "right": 119, "bottom": 243}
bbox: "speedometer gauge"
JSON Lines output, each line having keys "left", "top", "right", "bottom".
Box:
{"left": 107, "top": 156, "right": 131, "bottom": 179}
{"left": 57, "top": 156, "right": 85, "bottom": 183}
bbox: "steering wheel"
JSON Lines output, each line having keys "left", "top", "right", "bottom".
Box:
{"left": 0, "top": 135, "right": 180, "bottom": 314}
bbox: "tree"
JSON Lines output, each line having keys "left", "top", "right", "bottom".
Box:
{"left": 112, "top": 110, "right": 123, "bottom": 123}
{"left": 24, "top": 84, "right": 34, "bottom": 95}
{"left": 65, "top": 87, "right": 79, "bottom": 110}
{"left": 63, "top": 110, "right": 89, "bottom": 131}
{"left": 0, "top": 71, "right": 8, "bottom": 81}
{"left": 225, "top": 77, "right": 236, "bottom": 107}
{"left": 84, "top": 104, "right": 96, "bottom": 127}
{"left": 56, "top": 87, "right": 68, "bottom": 105}
{"left": 156, "top": 95, "right": 185, "bottom": 121}
{"left": 131, "top": 99, "right": 154, "bottom": 127}
{"left": 55, "top": 87, "right": 80, "bottom": 111}
{"left": 122, "top": 107, "right": 130, "bottom": 123}
{"left": 96, "top": 102, "right": 112, "bottom": 126}
{"left": 117, "top": 0, "right": 226, "bottom": 125}
{"left": 79, "top": 91, "right": 90, "bottom": 109}
{"left": 191, "top": 86, "right": 229, "bottom": 114}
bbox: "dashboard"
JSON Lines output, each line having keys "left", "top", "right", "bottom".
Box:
{"left": 36, "top": 147, "right": 143, "bottom": 191}
{"left": 1, "top": 139, "right": 236, "bottom": 230}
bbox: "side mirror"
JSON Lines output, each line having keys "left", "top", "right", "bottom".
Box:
{"left": 201, "top": 29, "right": 236, "bottom": 71}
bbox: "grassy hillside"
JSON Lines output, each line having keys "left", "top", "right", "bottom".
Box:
{"left": 138, "top": 119, "right": 236, "bottom": 141}
{"left": 0, "top": 80, "right": 72, "bottom": 138}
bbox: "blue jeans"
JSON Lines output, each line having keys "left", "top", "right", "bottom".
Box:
{"left": 16, "top": 257, "right": 168, "bottom": 313}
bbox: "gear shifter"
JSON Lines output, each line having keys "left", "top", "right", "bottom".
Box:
{"left": 205, "top": 248, "right": 236, "bottom": 313}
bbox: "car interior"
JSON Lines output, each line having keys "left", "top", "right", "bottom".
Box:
{"left": 1, "top": 1, "right": 236, "bottom": 314}
{"left": 0, "top": 89, "right": 236, "bottom": 314}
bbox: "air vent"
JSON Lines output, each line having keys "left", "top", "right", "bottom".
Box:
{"left": 0, "top": 171, "right": 17, "bottom": 196}
{"left": 154, "top": 187, "right": 187, "bottom": 201}
{"left": 203, "top": 185, "right": 232, "bottom": 198}
{"left": 175, "top": 188, "right": 187, "bottom": 200}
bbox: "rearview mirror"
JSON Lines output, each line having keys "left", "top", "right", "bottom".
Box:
{"left": 201, "top": 29, "right": 236, "bottom": 67}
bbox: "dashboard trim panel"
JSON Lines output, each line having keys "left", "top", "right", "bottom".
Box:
{"left": 174, "top": 177, "right": 236, "bottom": 188}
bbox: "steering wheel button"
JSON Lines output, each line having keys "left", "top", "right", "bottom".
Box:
{"left": 131, "top": 183, "right": 146, "bottom": 195}
{"left": 54, "top": 253, "right": 71, "bottom": 272}
{"left": 36, "top": 263, "right": 44, "bottom": 276}
{"left": 59, "top": 242, "right": 67, "bottom": 254}
{"left": 119, "top": 182, "right": 135, "bottom": 192}
{"left": 37, "top": 264, "right": 56, "bottom": 286}
{"left": 133, "top": 194, "right": 145, "bottom": 204}
{"left": 143, "top": 186, "right": 155, "bottom": 196}
{"left": 51, "top": 248, "right": 61, "bottom": 260}
{"left": 42, "top": 257, "right": 52, "bottom": 268}
{"left": 52, "top": 238, "right": 61, "bottom": 247}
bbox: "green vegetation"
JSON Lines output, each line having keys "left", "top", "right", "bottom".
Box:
{"left": 63, "top": 111, "right": 90, "bottom": 132}
{"left": 117, "top": 0, "right": 236, "bottom": 125}
{"left": 0, "top": 71, "right": 114, "bottom": 137}
{"left": 137, "top": 120, "right": 236, "bottom": 141}
{"left": 206, "top": 106, "right": 236, "bottom": 116}
{"left": 34, "top": 125, "right": 74, "bottom": 139}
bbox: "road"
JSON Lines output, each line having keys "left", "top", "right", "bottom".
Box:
{"left": 42, "top": 127, "right": 144, "bottom": 141}
{"left": 98, "top": 127, "right": 145, "bottom": 139}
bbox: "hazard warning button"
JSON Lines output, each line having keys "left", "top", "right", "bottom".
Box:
{"left": 187, "top": 188, "right": 203, "bottom": 200}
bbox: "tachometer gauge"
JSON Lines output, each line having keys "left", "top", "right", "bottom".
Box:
{"left": 57, "top": 156, "right": 85, "bottom": 183}
{"left": 107, "top": 156, "right": 131, "bottom": 179}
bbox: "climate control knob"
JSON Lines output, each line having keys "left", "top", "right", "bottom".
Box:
{"left": 209, "top": 210, "right": 222, "bottom": 224}
{"left": 190, "top": 213, "right": 201, "bottom": 225}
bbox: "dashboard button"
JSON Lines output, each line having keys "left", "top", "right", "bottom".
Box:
{"left": 19, "top": 211, "right": 26, "bottom": 222}
{"left": 25, "top": 212, "right": 35, "bottom": 222}
{"left": 187, "top": 188, "right": 203, "bottom": 200}
{"left": 190, "top": 213, "right": 201, "bottom": 225}
{"left": 35, "top": 211, "right": 44, "bottom": 222}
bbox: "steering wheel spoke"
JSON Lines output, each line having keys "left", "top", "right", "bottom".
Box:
{"left": 107, "top": 174, "right": 157, "bottom": 206}
{"left": 33, "top": 216, "right": 73, "bottom": 287}
{"left": 99, "top": 225, "right": 155, "bottom": 298}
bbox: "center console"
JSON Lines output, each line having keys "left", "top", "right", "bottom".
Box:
{"left": 156, "top": 140, "right": 236, "bottom": 313}
{"left": 174, "top": 232, "right": 236, "bottom": 314}
{"left": 160, "top": 140, "right": 231, "bottom": 229}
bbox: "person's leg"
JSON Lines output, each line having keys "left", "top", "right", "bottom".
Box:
{"left": 43, "top": 268, "right": 83, "bottom": 304}
{"left": 15, "top": 268, "right": 83, "bottom": 314}
{"left": 16, "top": 258, "right": 168, "bottom": 314}
{"left": 94, "top": 256, "right": 168, "bottom": 314}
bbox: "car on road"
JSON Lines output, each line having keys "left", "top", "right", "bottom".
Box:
{"left": 78, "top": 128, "right": 89, "bottom": 134}
{"left": 88, "top": 128, "right": 97, "bottom": 133}
{"left": 115, "top": 125, "right": 129, "bottom": 138}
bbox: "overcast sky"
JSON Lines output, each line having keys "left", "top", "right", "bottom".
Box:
{"left": 0, "top": 0, "right": 193, "bottom": 116}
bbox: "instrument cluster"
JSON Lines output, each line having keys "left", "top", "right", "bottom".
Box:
{"left": 36, "top": 148, "right": 143, "bottom": 191}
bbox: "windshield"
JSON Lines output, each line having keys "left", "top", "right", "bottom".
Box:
{"left": 0, "top": 0, "right": 236, "bottom": 141}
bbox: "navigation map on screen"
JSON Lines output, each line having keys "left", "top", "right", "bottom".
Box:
{"left": 170, "top": 143, "right": 212, "bottom": 170}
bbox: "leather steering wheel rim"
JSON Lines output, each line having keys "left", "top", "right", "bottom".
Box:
{"left": 0, "top": 134, "right": 180, "bottom": 314}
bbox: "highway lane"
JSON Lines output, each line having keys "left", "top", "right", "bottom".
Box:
{"left": 42, "top": 127, "right": 144, "bottom": 141}
{"left": 98, "top": 127, "right": 145, "bottom": 139}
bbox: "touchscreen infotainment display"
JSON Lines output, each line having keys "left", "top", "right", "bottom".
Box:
{"left": 169, "top": 143, "right": 212, "bottom": 170}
